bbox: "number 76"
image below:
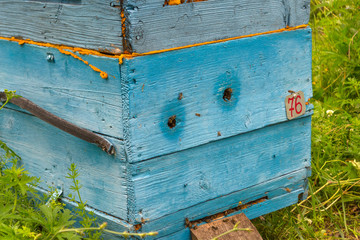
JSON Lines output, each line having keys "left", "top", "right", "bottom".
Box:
{"left": 285, "top": 91, "right": 306, "bottom": 120}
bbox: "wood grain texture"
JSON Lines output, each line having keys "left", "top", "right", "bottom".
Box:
{"left": 0, "top": 0, "right": 309, "bottom": 53}
{"left": 0, "top": 108, "right": 128, "bottom": 219}
{"left": 142, "top": 174, "right": 307, "bottom": 239}
{"left": 0, "top": 0, "right": 123, "bottom": 52}
{"left": 63, "top": 199, "right": 134, "bottom": 240}
{"left": 121, "top": 28, "right": 313, "bottom": 162}
{"left": 157, "top": 191, "right": 302, "bottom": 240}
{"left": 33, "top": 185, "right": 134, "bottom": 235}
{"left": 0, "top": 93, "right": 115, "bottom": 154}
{"left": 0, "top": 108, "right": 309, "bottom": 238}
{"left": 0, "top": 40, "right": 123, "bottom": 139}
{"left": 130, "top": 116, "right": 311, "bottom": 222}
{"left": 190, "top": 213, "right": 263, "bottom": 240}
{"left": 52, "top": 169, "right": 307, "bottom": 240}
{"left": 124, "top": 0, "right": 310, "bottom": 53}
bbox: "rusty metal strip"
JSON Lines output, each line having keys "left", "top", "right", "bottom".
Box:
{"left": 0, "top": 92, "right": 115, "bottom": 155}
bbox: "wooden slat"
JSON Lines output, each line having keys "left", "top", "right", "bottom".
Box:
{"left": 0, "top": 0, "right": 123, "bottom": 52}
{"left": 33, "top": 186, "right": 134, "bottom": 233}
{"left": 130, "top": 116, "right": 311, "bottom": 222}
{"left": 0, "top": 92, "right": 115, "bottom": 154}
{"left": 121, "top": 28, "right": 313, "bottom": 162}
{"left": 0, "top": 108, "right": 128, "bottom": 219}
{"left": 190, "top": 213, "right": 263, "bottom": 240}
{"left": 0, "top": 106, "right": 310, "bottom": 226}
{"left": 0, "top": 0, "right": 309, "bottom": 53}
{"left": 124, "top": 0, "right": 310, "bottom": 53}
{"left": 0, "top": 108, "right": 310, "bottom": 238}
{"left": 142, "top": 181, "right": 307, "bottom": 239}
{"left": 0, "top": 40, "right": 123, "bottom": 139}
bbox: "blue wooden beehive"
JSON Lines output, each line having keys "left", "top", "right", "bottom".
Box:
{"left": 0, "top": 0, "right": 312, "bottom": 238}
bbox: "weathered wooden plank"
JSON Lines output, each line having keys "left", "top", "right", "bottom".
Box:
{"left": 190, "top": 213, "right": 263, "bottom": 240}
{"left": 0, "top": 107, "right": 308, "bottom": 238}
{"left": 143, "top": 178, "right": 307, "bottom": 239}
{"left": 33, "top": 185, "right": 133, "bottom": 234}
{"left": 124, "top": 0, "right": 310, "bottom": 53}
{"left": 157, "top": 190, "right": 303, "bottom": 239}
{"left": 0, "top": 40, "right": 123, "bottom": 139}
{"left": 0, "top": 108, "right": 128, "bottom": 219}
{"left": 0, "top": 0, "right": 309, "bottom": 53}
{"left": 121, "top": 28, "right": 313, "bottom": 162}
{"left": 0, "top": 92, "right": 115, "bottom": 154}
{"left": 63, "top": 199, "right": 134, "bottom": 240}
{"left": 0, "top": 0, "right": 123, "bottom": 52}
{"left": 131, "top": 116, "right": 311, "bottom": 222}
{"left": 52, "top": 170, "right": 307, "bottom": 240}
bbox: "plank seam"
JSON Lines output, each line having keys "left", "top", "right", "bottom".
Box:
{"left": 120, "top": 61, "right": 137, "bottom": 222}
{"left": 156, "top": 189, "right": 304, "bottom": 239}
{"left": 121, "top": 0, "right": 133, "bottom": 53}
{"left": 0, "top": 36, "right": 119, "bottom": 59}
{"left": 0, "top": 37, "right": 113, "bottom": 79}
{"left": 128, "top": 109, "right": 313, "bottom": 164}
{"left": 118, "top": 24, "right": 309, "bottom": 64}
{"left": 2, "top": 107, "right": 125, "bottom": 142}
{"left": 30, "top": 184, "right": 134, "bottom": 229}
{"left": 0, "top": 24, "right": 309, "bottom": 65}
{"left": 141, "top": 168, "right": 309, "bottom": 223}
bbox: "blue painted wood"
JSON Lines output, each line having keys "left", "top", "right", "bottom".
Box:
{"left": 140, "top": 171, "right": 307, "bottom": 239}
{"left": 121, "top": 28, "right": 313, "bottom": 162}
{"left": 130, "top": 116, "right": 311, "bottom": 222}
{"left": 0, "top": 0, "right": 123, "bottom": 53}
{"left": 33, "top": 185, "right": 133, "bottom": 236}
{"left": 0, "top": 108, "right": 128, "bottom": 219}
{"left": 0, "top": 106, "right": 311, "bottom": 229}
{"left": 31, "top": 167, "right": 308, "bottom": 239}
{"left": 0, "top": 40, "right": 123, "bottom": 139}
{"left": 185, "top": 169, "right": 310, "bottom": 224}
{"left": 0, "top": 8, "right": 312, "bottom": 238}
{"left": 0, "top": 0, "right": 309, "bottom": 53}
{"left": 156, "top": 190, "right": 303, "bottom": 240}
{"left": 125, "top": 0, "right": 310, "bottom": 53}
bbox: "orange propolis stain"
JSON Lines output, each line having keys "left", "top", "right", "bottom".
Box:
{"left": 0, "top": 36, "right": 114, "bottom": 79}
{"left": 164, "top": 0, "right": 207, "bottom": 6}
{"left": 1, "top": 24, "right": 309, "bottom": 74}
{"left": 119, "top": 24, "right": 309, "bottom": 64}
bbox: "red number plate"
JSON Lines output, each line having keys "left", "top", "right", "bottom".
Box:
{"left": 285, "top": 91, "right": 306, "bottom": 120}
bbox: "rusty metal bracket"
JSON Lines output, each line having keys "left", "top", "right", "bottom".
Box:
{"left": 0, "top": 91, "right": 115, "bottom": 155}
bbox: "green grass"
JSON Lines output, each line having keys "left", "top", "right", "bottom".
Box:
{"left": 253, "top": 0, "right": 360, "bottom": 239}
{"left": 0, "top": 150, "right": 158, "bottom": 239}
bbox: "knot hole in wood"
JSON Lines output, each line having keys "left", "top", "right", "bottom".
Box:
{"left": 223, "top": 88, "right": 233, "bottom": 102}
{"left": 168, "top": 115, "right": 177, "bottom": 128}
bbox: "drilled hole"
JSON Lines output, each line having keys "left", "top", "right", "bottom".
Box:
{"left": 223, "top": 88, "right": 233, "bottom": 102}
{"left": 168, "top": 115, "right": 177, "bottom": 128}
